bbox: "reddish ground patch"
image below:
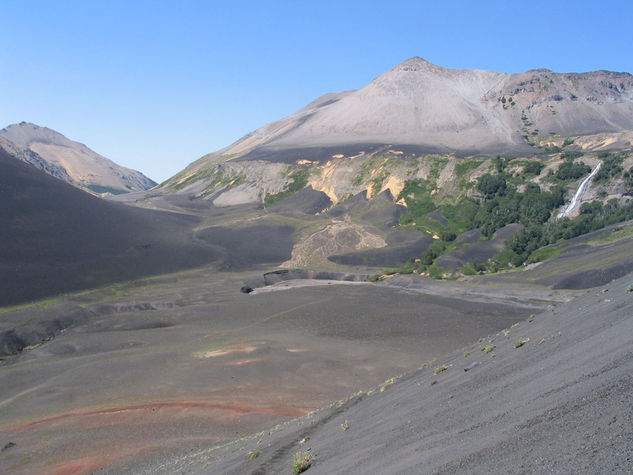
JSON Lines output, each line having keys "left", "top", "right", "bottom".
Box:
{"left": 0, "top": 399, "right": 311, "bottom": 474}
{"left": 6, "top": 400, "right": 307, "bottom": 433}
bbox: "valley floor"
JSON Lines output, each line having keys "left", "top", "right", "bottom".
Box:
{"left": 150, "top": 272, "right": 633, "bottom": 474}
{"left": 0, "top": 268, "right": 550, "bottom": 474}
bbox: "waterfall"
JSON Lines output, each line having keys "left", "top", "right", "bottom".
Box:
{"left": 557, "top": 161, "right": 602, "bottom": 219}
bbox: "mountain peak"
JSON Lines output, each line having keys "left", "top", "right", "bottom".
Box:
{"left": 394, "top": 56, "right": 443, "bottom": 72}
{"left": 1, "top": 122, "right": 65, "bottom": 148}
{"left": 0, "top": 123, "right": 157, "bottom": 193}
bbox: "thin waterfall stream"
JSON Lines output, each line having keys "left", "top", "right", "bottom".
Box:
{"left": 557, "top": 161, "right": 602, "bottom": 218}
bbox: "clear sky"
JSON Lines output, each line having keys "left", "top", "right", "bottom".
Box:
{"left": 2, "top": 0, "right": 632, "bottom": 182}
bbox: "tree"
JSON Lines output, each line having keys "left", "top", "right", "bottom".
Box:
{"left": 477, "top": 173, "right": 507, "bottom": 199}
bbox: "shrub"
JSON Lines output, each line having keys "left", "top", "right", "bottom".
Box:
{"left": 439, "top": 230, "right": 457, "bottom": 242}
{"left": 293, "top": 451, "right": 312, "bottom": 474}
{"left": 481, "top": 344, "right": 495, "bottom": 353}
{"left": 561, "top": 150, "right": 582, "bottom": 160}
{"left": 555, "top": 160, "right": 591, "bottom": 181}
{"left": 514, "top": 338, "right": 529, "bottom": 348}
{"left": 523, "top": 161, "right": 544, "bottom": 176}
{"left": 477, "top": 173, "right": 507, "bottom": 199}
{"left": 594, "top": 152, "right": 625, "bottom": 183}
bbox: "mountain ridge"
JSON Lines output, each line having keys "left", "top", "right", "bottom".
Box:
{"left": 163, "top": 58, "right": 633, "bottom": 195}
{"left": 0, "top": 122, "right": 156, "bottom": 194}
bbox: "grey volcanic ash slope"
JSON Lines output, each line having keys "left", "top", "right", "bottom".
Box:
{"left": 0, "top": 122, "right": 156, "bottom": 194}
{"left": 257, "top": 58, "right": 633, "bottom": 153}
{"left": 166, "top": 57, "right": 633, "bottom": 184}
{"left": 0, "top": 148, "right": 219, "bottom": 306}
{"left": 166, "top": 273, "right": 633, "bottom": 475}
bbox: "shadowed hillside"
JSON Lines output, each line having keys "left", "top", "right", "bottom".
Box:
{"left": 0, "top": 149, "right": 220, "bottom": 306}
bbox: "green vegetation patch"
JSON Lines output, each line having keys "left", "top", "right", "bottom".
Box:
{"left": 292, "top": 451, "right": 312, "bottom": 474}
{"left": 171, "top": 164, "right": 216, "bottom": 191}
{"left": 161, "top": 154, "right": 237, "bottom": 188}
{"left": 586, "top": 223, "right": 633, "bottom": 244}
{"left": 455, "top": 158, "right": 485, "bottom": 177}
{"left": 264, "top": 168, "right": 310, "bottom": 207}
{"left": 429, "top": 155, "right": 450, "bottom": 179}
{"left": 440, "top": 199, "right": 481, "bottom": 234}
{"left": 371, "top": 170, "right": 389, "bottom": 196}
{"left": 351, "top": 155, "right": 391, "bottom": 186}
{"left": 521, "top": 160, "right": 545, "bottom": 176}
{"left": 397, "top": 179, "right": 437, "bottom": 217}
{"left": 0, "top": 295, "right": 66, "bottom": 315}
{"left": 509, "top": 199, "right": 633, "bottom": 264}
{"left": 526, "top": 243, "right": 569, "bottom": 264}
{"left": 434, "top": 364, "right": 449, "bottom": 374}
{"left": 382, "top": 265, "right": 416, "bottom": 276}
{"left": 428, "top": 264, "right": 452, "bottom": 279}
{"left": 551, "top": 159, "right": 591, "bottom": 182}
{"left": 200, "top": 173, "right": 246, "bottom": 197}
{"left": 394, "top": 164, "right": 567, "bottom": 275}
{"left": 561, "top": 150, "right": 583, "bottom": 160}
{"left": 457, "top": 246, "right": 523, "bottom": 276}
{"left": 593, "top": 151, "right": 627, "bottom": 184}
{"left": 379, "top": 150, "right": 633, "bottom": 280}
{"left": 474, "top": 176, "right": 565, "bottom": 239}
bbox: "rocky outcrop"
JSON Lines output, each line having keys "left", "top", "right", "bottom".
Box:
{"left": 0, "top": 136, "right": 71, "bottom": 182}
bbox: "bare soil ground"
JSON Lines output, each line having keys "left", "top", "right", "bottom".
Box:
{"left": 153, "top": 272, "right": 633, "bottom": 475}
{"left": 0, "top": 150, "right": 308, "bottom": 306}
{"left": 4, "top": 146, "right": 633, "bottom": 474}
{"left": 0, "top": 269, "right": 547, "bottom": 474}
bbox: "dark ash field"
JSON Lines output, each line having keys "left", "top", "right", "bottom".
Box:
{"left": 0, "top": 266, "right": 556, "bottom": 474}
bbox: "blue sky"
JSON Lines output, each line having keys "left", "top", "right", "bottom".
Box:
{"left": 2, "top": 0, "right": 632, "bottom": 182}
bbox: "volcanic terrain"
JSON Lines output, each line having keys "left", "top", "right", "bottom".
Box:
{"left": 1, "top": 58, "right": 633, "bottom": 474}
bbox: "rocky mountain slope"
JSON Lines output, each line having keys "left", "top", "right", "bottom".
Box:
{"left": 0, "top": 122, "right": 156, "bottom": 194}
{"left": 162, "top": 57, "right": 633, "bottom": 197}
{"left": 246, "top": 58, "right": 633, "bottom": 154}
{"left": 142, "top": 59, "right": 633, "bottom": 279}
